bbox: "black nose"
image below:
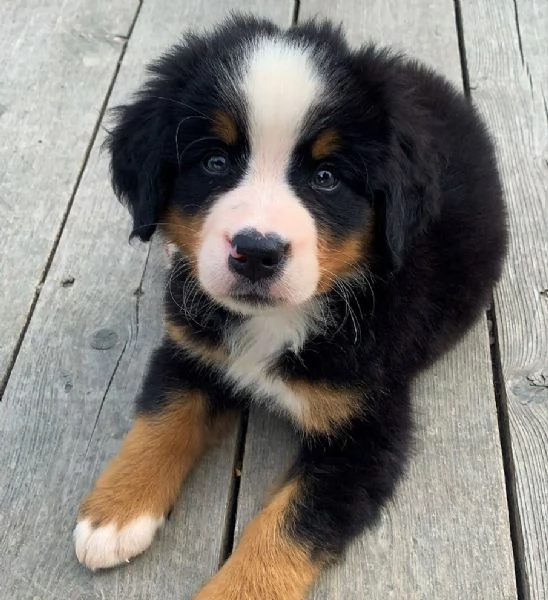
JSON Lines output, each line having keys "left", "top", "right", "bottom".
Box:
{"left": 228, "top": 229, "right": 288, "bottom": 282}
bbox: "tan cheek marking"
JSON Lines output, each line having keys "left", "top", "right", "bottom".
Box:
{"left": 212, "top": 110, "right": 238, "bottom": 145}
{"left": 316, "top": 219, "right": 374, "bottom": 292}
{"left": 79, "top": 392, "right": 211, "bottom": 528}
{"left": 311, "top": 128, "right": 340, "bottom": 160}
{"left": 162, "top": 208, "right": 205, "bottom": 271}
{"left": 317, "top": 234, "right": 364, "bottom": 292}
{"left": 288, "top": 380, "right": 363, "bottom": 434}
{"left": 165, "top": 320, "right": 228, "bottom": 366}
{"left": 194, "top": 480, "right": 320, "bottom": 600}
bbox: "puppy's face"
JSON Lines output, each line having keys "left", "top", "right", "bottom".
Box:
{"left": 109, "top": 18, "right": 438, "bottom": 314}
{"left": 166, "top": 38, "right": 376, "bottom": 313}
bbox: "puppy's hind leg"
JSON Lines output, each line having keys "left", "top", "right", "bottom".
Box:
{"left": 194, "top": 387, "right": 412, "bottom": 599}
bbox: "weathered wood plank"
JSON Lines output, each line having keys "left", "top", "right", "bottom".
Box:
{"left": 237, "top": 325, "right": 517, "bottom": 599}
{"left": 234, "top": 1, "right": 517, "bottom": 597}
{"left": 0, "top": 2, "right": 294, "bottom": 599}
{"left": 460, "top": 0, "right": 548, "bottom": 596}
{"left": 0, "top": 0, "right": 139, "bottom": 388}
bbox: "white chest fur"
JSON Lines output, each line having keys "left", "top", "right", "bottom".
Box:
{"left": 223, "top": 309, "right": 312, "bottom": 422}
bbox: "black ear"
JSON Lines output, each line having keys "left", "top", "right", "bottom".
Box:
{"left": 352, "top": 47, "right": 442, "bottom": 270}
{"left": 380, "top": 64, "right": 443, "bottom": 269}
{"left": 105, "top": 36, "right": 206, "bottom": 241}
{"left": 379, "top": 107, "right": 441, "bottom": 269}
{"left": 106, "top": 97, "right": 175, "bottom": 241}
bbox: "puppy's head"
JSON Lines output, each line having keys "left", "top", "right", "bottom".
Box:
{"left": 107, "top": 17, "right": 440, "bottom": 314}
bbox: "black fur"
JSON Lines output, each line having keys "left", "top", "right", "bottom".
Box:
{"left": 106, "top": 15, "right": 507, "bottom": 586}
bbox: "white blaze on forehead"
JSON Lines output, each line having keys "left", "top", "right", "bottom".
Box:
{"left": 242, "top": 38, "right": 323, "bottom": 172}
{"left": 197, "top": 37, "right": 324, "bottom": 310}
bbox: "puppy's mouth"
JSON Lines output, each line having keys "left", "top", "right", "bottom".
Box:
{"left": 227, "top": 280, "right": 285, "bottom": 309}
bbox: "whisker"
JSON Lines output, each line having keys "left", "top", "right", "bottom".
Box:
{"left": 178, "top": 135, "right": 218, "bottom": 165}
{"left": 318, "top": 263, "right": 378, "bottom": 343}
{"left": 152, "top": 97, "right": 212, "bottom": 120}
{"left": 131, "top": 221, "right": 200, "bottom": 235}
{"left": 175, "top": 115, "right": 211, "bottom": 170}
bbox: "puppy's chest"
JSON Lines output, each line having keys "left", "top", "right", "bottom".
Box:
{"left": 223, "top": 315, "right": 309, "bottom": 422}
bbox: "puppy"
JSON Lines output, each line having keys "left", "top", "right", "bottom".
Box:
{"left": 74, "top": 16, "right": 507, "bottom": 599}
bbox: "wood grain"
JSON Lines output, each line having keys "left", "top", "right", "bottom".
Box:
{"left": 0, "top": 1, "right": 294, "bottom": 599}
{"left": 234, "top": 1, "right": 517, "bottom": 598}
{"left": 460, "top": 0, "right": 548, "bottom": 596}
{"left": 0, "top": 0, "right": 139, "bottom": 388}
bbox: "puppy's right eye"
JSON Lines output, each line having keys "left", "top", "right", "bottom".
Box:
{"left": 202, "top": 151, "right": 230, "bottom": 175}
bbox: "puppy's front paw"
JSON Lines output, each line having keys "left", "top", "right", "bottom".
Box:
{"left": 73, "top": 459, "right": 167, "bottom": 571}
{"left": 74, "top": 514, "right": 164, "bottom": 570}
{"left": 74, "top": 402, "right": 213, "bottom": 570}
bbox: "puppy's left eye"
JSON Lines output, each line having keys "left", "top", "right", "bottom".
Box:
{"left": 311, "top": 167, "right": 340, "bottom": 191}
{"left": 202, "top": 151, "right": 230, "bottom": 175}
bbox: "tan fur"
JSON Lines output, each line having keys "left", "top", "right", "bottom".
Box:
{"left": 289, "top": 380, "right": 362, "bottom": 434}
{"left": 316, "top": 218, "right": 375, "bottom": 292}
{"left": 165, "top": 320, "right": 228, "bottom": 365}
{"left": 166, "top": 322, "right": 361, "bottom": 434}
{"left": 79, "top": 392, "right": 212, "bottom": 528}
{"left": 193, "top": 481, "right": 320, "bottom": 600}
{"left": 311, "top": 128, "right": 340, "bottom": 160}
{"left": 317, "top": 233, "right": 364, "bottom": 292}
{"left": 162, "top": 208, "right": 204, "bottom": 269}
{"left": 213, "top": 110, "right": 238, "bottom": 145}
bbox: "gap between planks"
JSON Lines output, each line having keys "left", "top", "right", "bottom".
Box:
{"left": 0, "top": 0, "right": 144, "bottom": 402}
{"left": 216, "top": 0, "right": 300, "bottom": 566}
{"left": 453, "top": 1, "right": 528, "bottom": 596}
{"left": 230, "top": 2, "right": 517, "bottom": 599}
{"left": 458, "top": 0, "right": 548, "bottom": 596}
{"left": 488, "top": 304, "right": 530, "bottom": 600}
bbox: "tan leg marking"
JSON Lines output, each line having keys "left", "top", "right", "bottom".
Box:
{"left": 80, "top": 395, "right": 208, "bottom": 525}
{"left": 194, "top": 481, "right": 321, "bottom": 600}
{"left": 75, "top": 392, "right": 227, "bottom": 569}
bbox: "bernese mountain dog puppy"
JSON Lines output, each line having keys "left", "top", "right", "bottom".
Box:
{"left": 74, "top": 16, "right": 507, "bottom": 599}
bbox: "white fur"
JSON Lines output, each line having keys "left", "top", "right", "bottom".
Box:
{"left": 198, "top": 40, "right": 329, "bottom": 418}
{"left": 242, "top": 37, "right": 322, "bottom": 174}
{"left": 198, "top": 38, "right": 324, "bottom": 307}
{"left": 222, "top": 306, "right": 320, "bottom": 421}
{"left": 74, "top": 515, "right": 164, "bottom": 570}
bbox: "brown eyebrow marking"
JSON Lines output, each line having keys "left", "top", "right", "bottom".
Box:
{"left": 311, "top": 128, "right": 340, "bottom": 160}
{"left": 212, "top": 109, "right": 238, "bottom": 145}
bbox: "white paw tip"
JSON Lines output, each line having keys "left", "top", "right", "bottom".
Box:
{"left": 74, "top": 515, "right": 164, "bottom": 570}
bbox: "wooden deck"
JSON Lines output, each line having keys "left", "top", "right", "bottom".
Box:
{"left": 0, "top": 0, "right": 546, "bottom": 598}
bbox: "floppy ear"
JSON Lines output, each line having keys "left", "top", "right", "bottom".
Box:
{"left": 351, "top": 47, "right": 442, "bottom": 269}
{"left": 105, "top": 36, "right": 206, "bottom": 241}
{"left": 379, "top": 91, "right": 441, "bottom": 269}
{"left": 106, "top": 97, "right": 176, "bottom": 241}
